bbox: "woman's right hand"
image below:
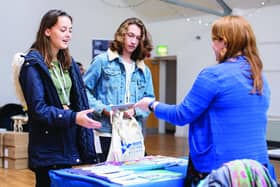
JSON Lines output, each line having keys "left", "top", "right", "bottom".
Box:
{"left": 102, "top": 109, "right": 111, "bottom": 117}
{"left": 76, "top": 109, "right": 101, "bottom": 129}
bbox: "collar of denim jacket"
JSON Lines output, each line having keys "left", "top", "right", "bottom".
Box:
{"left": 107, "top": 49, "right": 145, "bottom": 72}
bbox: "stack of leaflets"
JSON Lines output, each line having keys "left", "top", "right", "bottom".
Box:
{"left": 78, "top": 164, "right": 133, "bottom": 181}
{"left": 110, "top": 169, "right": 183, "bottom": 185}
{"left": 120, "top": 155, "right": 188, "bottom": 171}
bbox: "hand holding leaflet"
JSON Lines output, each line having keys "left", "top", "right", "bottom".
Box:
{"left": 111, "top": 103, "right": 134, "bottom": 111}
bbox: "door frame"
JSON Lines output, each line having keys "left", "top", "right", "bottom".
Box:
{"left": 145, "top": 56, "right": 177, "bottom": 134}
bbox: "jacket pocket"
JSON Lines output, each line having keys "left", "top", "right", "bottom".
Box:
{"left": 102, "top": 68, "right": 122, "bottom": 101}
{"left": 38, "top": 127, "right": 63, "bottom": 151}
{"left": 103, "top": 68, "right": 121, "bottom": 79}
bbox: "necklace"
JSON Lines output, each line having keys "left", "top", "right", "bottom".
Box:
{"left": 52, "top": 62, "right": 70, "bottom": 106}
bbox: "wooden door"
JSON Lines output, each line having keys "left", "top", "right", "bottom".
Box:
{"left": 144, "top": 58, "right": 160, "bottom": 129}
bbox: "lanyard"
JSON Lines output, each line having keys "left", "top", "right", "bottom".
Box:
{"left": 52, "top": 63, "right": 70, "bottom": 106}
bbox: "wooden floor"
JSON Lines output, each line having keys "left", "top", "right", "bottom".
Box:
{"left": 0, "top": 134, "right": 279, "bottom": 186}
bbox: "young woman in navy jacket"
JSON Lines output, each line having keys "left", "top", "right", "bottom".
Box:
{"left": 19, "top": 9, "right": 101, "bottom": 187}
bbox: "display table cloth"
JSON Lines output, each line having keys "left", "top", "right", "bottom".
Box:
{"left": 49, "top": 156, "right": 188, "bottom": 187}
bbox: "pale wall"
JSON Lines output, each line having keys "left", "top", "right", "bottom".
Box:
{"left": 0, "top": 0, "right": 138, "bottom": 105}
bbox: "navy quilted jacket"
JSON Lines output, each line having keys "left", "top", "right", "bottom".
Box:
{"left": 19, "top": 50, "right": 97, "bottom": 168}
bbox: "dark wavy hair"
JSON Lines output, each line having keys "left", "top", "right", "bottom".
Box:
{"left": 212, "top": 15, "right": 263, "bottom": 94}
{"left": 31, "top": 9, "right": 72, "bottom": 69}
{"left": 110, "top": 17, "right": 153, "bottom": 61}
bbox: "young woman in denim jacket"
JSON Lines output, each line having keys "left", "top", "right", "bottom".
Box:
{"left": 83, "top": 17, "right": 154, "bottom": 162}
{"left": 134, "top": 15, "right": 271, "bottom": 186}
{"left": 19, "top": 9, "right": 101, "bottom": 187}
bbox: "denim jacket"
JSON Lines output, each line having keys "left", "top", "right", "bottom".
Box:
{"left": 84, "top": 49, "right": 154, "bottom": 133}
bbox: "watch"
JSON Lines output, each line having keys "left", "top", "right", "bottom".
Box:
{"left": 148, "top": 101, "right": 155, "bottom": 112}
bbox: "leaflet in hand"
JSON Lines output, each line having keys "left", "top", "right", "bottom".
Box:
{"left": 111, "top": 103, "right": 134, "bottom": 111}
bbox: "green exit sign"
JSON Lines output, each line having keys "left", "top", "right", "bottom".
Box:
{"left": 156, "top": 45, "right": 168, "bottom": 56}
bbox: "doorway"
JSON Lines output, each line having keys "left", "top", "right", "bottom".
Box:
{"left": 164, "top": 59, "right": 177, "bottom": 134}
{"left": 145, "top": 56, "right": 177, "bottom": 134}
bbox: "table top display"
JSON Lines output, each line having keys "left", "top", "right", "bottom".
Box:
{"left": 50, "top": 155, "right": 188, "bottom": 187}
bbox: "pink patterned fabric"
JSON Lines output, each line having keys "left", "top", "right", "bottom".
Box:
{"left": 225, "top": 159, "right": 273, "bottom": 187}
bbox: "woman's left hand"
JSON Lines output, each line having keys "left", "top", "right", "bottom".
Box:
{"left": 76, "top": 109, "right": 102, "bottom": 129}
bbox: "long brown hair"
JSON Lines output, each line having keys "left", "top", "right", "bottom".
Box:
{"left": 212, "top": 15, "right": 263, "bottom": 94}
{"left": 31, "top": 9, "right": 72, "bottom": 69}
{"left": 110, "top": 17, "right": 153, "bottom": 61}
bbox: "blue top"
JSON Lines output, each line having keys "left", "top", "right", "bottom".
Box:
{"left": 154, "top": 56, "right": 270, "bottom": 172}
{"left": 84, "top": 49, "right": 154, "bottom": 133}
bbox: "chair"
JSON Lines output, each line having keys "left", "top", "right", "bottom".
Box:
{"left": 198, "top": 159, "right": 278, "bottom": 187}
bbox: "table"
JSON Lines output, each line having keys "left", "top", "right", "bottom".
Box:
{"left": 49, "top": 156, "right": 278, "bottom": 186}
{"left": 268, "top": 149, "right": 280, "bottom": 161}
{"left": 49, "top": 156, "right": 188, "bottom": 187}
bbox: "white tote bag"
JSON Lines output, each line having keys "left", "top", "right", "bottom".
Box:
{"left": 107, "top": 111, "right": 145, "bottom": 162}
